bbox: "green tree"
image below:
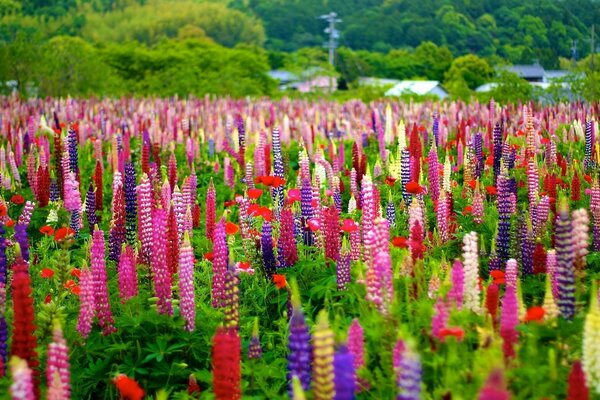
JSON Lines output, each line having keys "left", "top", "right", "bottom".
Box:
{"left": 444, "top": 54, "right": 492, "bottom": 96}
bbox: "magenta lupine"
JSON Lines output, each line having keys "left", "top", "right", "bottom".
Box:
{"left": 361, "top": 174, "right": 375, "bottom": 235}
{"left": 91, "top": 229, "right": 116, "bottom": 335}
{"left": 46, "top": 321, "right": 70, "bottom": 399}
{"left": 534, "top": 195, "right": 550, "bottom": 237}
{"left": 500, "top": 284, "right": 519, "bottom": 359}
{"left": 437, "top": 191, "right": 449, "bottom": 242}
{"left": 324, "top": 205, "right": 340, "bottom": 262}
{"left": 428, "top": 143, "right": 440, "bottom": 202}
{"left": 109, "top": 174, "right": 126, "bottom": 262}
{"left": 336, "top": 249, "right": 351, "bottom": 290}
{"left": 151, "top": 207, "right": 173, "bottom": 315}
{"left": 350, "top": 225, "right": 362, "bottom": 262}
{"left": 347, "top": 319, "right": 365, "bottom": 392}
{"left": 137, "top": 174, "right": 153, "bottom": 264}
{"left": 431, "top": 297, "right": 450, "bottom": 340}
{"left": 76, "top": 265, "right": 94, "bottom": 338}
{"left": 572, "top": 208, "right": 590, "bottom": 270}
{"left": 448, "top": 260, "right": 464, "bottom": 309}
{"left": 117, "top": 244, "right": 138, "bottom": 301}
{"left": 63, "top": 172, "right": 81, "bottom": 213}
{"left": 17, "top": 201, "right": 35, "bottom": 227}
{"left": 161, "top": 178, "right": 171, "bottom": 210}
{"left": 179, "top": 232, "right": 195, "bottom": 331}
{"left": 206, "top": 179, "right": 216, "bottom": 242}
{"left": 393, "top": 339, "right": 406, "bottom": 376}
{"left": 547, "top": 250, "right": 559, "bottom": 300}
{"left": 10, "top": 357, "right": 35, "bottom": 400}
{"left": 478, "top": 369, "right": 511, "bottom": 400}
{"left": 212, "top": 220, "right": 228, "bottom": 308}
{"left": 278, "top": 207, "right": 298, "bottom": 268}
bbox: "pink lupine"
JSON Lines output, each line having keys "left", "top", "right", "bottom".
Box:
{"left": 9, "top": 357, "right": 35, "bottom": 400}
{"left": 347, "top": 319, "right": 366, "bottom": 392}
{"left": 534, "top": 195, "right": 550, "bottom": 237}
{"left": 428, "top": 143, "right": 440, "bottom": 202}
{"left": 448, "top": 260, "right": 464, "bottom": 309}
{"left": 431, "top": 297, "right": 450, "bottom": 340}
{"left": 168, "top": 152, "right": 177, "bottom": 191}
{"left": 212, "top": 220, "right": 228, "bottom": 308}
{"left": 473, "top": 188, "right": 484, "bottom": 224}
{"left": 161, "top": 178, "right": 171, "bottom": 210}
{"left": 179, "top": 232, "right": 195, "bottom": 331}
{"left": 366, "top": 249, "right": 393, "bottom": 315}
{"left": 350, "top": 224, "right": 362, "bottom": 261}
{"left": 76, "top": 265, "right": 95, "bottom": 338}
{"left": 505, "top": 259, "right": 518, "bottom": 289}
{"left": 408, "top": 198, "right": 424, "bottom": 237}
{"left": 151, "top": 207, "right": 173, "bottom": 315}
{"left": 46, "top": 321, "right": 70, "bottom": 399}
{"left": 117, "top": 245, "right": 138, "bottom": 301}
{"left": 137, "top": 174, "right": 153, "bottom": 264}
{"left": 91, "top": 228, "right": 116, "bottom": 335}
{"left": 26, "top": 152, "right": 37, "bottom": 196}
{"left": 500, "top": 284, "right": 519, "bottom": 359}
{"left": 361, "top": 175, "right": 375, "bottom": 236}
{"left": 8, "top": 149, "right": 21, "bottom": 186}
{"left": 393, "top": 339, "right": 406, "bottom": 376}
{"left": 63, "top": 172, "right": 81, "bottom": 212}
{"left": 206, "top": 179, "right": 216, "bottom": 242}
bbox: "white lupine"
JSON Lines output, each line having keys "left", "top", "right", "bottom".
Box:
{"left": 462, "top": 232, "right": 481, "bottom": 313}
{"left": 583, "top": 286, "right": 600, "bottom": 394}
{"left": 572, "top": 208, "right": 590, "bottom": 269}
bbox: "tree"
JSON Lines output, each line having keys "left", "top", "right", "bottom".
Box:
{"left": 444, "top": 54, "right": 492, "bottom": 95}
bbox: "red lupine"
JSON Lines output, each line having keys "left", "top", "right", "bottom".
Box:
{"left": 94, "top": 160, "right": 103, "bottom": 212}
{"left": 486, "top": 283, "right": 499, "bottom": 329}
{"left": 572, "top": 171, "right": 581, "bottom": 202}
{"left": 212, "top": 327, "right": 241, "bottom": 400}
{"left": 567, "top": 360, "right": 589, "bottom": 400}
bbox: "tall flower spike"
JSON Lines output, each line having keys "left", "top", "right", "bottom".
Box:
{"left": 448, "top": 260, "right": 464, "bottom": 309}
{"left": 324, "top": 205, "right": 340, "bottom": 262}
{"left": 151, "top": 208, "right": 173, "bottom": 315}
{"left": 278, "top": 207, "right": 298, "bottom": 268}
{"left": 500, "top": 284, "right": 519, "bottom": 359}
{"left": 206, "top": 179, "right": 216, "bottom": 242}
{"left": 556, "top": 198, "right": 576, "bottom": 320}
{"left": 397, "top": 346, "right": 422, "bottom": 400}
{"left": 77, "top": 264, "right": 95, "bottom": 338}
{"left": 568, "top": 360, "right": 589, "bottom": 400}
{"left": 313, "top": 310, "right": 334, "bottom": 400}
{"left": 91, "top": 229, "right": 116, "bottom": 335}
{"left": 347, "top": 319, "right": 366, "bottom": 392}
{"left": 137, "top": 174, "right": 153, "bottom": 264}
{"left": 212, "top": 220, "right": 228, "bottom": 308}
{"left": 288, "top": 280, "right": 312, "bottom": 394}
{"left": 223, "top": 255, "right": 240, "bottom": 330}
{"left": 334, "top": 345, "right": 355, "bottom": 400}
{"left": 118, "top": 244, "right": 138, "bottom": 302}
{"left": 572, "top": 208, "right": 590, "bottom": 270}
{"left": 109, "top": 174, "right": 126, "bottom": 262}
{"left": 10, "top": 357, "right": 35, "bottom": 400}
{"left": 46, "top": 320, "right": 70, "bottom": 399}
{"left": 478, "top": 369, "right": 511, "bottom": 400}
{"left": 463, "top": 232, "right": 481, "bottom": 313}
{"left": 248, "top": 318, "right": 262, "bottom": 359}
{"left": 583, "top": 282, "right": 600, "bottom": 394}
{"left": 261, "top": 221, "right": 276, "bottom": 277}
{"left": 179, "top": 232, "right": 195, "bottom": 331}
{"left": 212, "top": 327, "right": 241, "bottom": 400}
{"left": 431, "top": 297, "right": 450, "bottom": 341}
{"left": 437, "top": 191, "right": 448, "bottom": 243}
{"left": 336, "top": 248, "right": 351, "bottom": 290}
{"left": 124, "top": 162, "right": 137, "bottom": 246}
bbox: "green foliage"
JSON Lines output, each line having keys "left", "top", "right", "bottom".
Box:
{"left": 445, "top": 54, "right": 493, "bottom": 98}
{"left": 480, "top": 70, "right": 534, "bottom": 104}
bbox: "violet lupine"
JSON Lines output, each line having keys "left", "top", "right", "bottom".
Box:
{"left": 546, "top": 249, "right": 559, "bottom": 302}
{"left": 67, "top": 125, "right": 79, "bottom": 178}
{"left": 212, "top": 220, "right": 228, "bottom": 308}
{"left": 591, "top": 178, "right": 600, "bottom": 251}
{"left": 288, "top": 283, "right": 312, "bottom": 394}
{"left": 46, "top": 321, "right": 70, "bottom": 399}
{"left": 278, "top": 207, "right": 298, "bottom": 268}
{"left": 361, "top": 174, "right": 375, "bottom": 238}
{"left": 397, "top": 347, "right": 422, "bottom": 400}
{"left": 76, "top": 265, "right": 94, "bottom": 338}
{"left": 248, "top": 318, "right": 262, "bottom": 359}
{"left": 500, "top": 284, "right": 519, "bottom": 359}
{"left": 312, "top": 310, "right": 334, "bottom": 400}
{"left": 336, "top": 249, "right": 351, "bottom": 290}
{"left": 556, "top": 199, "right": 576, "bottom": 320}
{"left": 572, "top": 208, "right": 590, "bottom": 270}
{"left": 386, "top": 194, "right": 396, "bottom": 228}
{"left": 245, "top": 161, "right": 254, "bottom": 188}
{"left": 117, "top": 244, "right": 138, "bottom": 302}
{"left": 334, "top": 345, "right": 356, "bottom": 400}
{"left": 496, "top": 167, "right": 512, "bottom": 262}
{"left": 206, "top": 179, "right": 216, "bottom": 242}
{"left": 437, "top": 191, "right": 449, "bottom": 243}
{"left": 85, "top": 183, "right": 98, "bottom": 232}
{"left": 534, "top": 195, "right": 550, "bottom": 237}
{"left": 428, "top": 142, "right": 440, "bottom": 202}
{"left": 123, "top": 162, "right": 137, "bottom": 246}
{"left": 324, "top": 205, "right": 340, "bottom": 262}
{"left": 448, "top": 260, "right": 464, "bottom": 309}
{"left": 400, "top": 149, "right": 411, "bottom": 203}
{"left": 109, "top": 176, "right": 126, "bottom": 262}
{"left": 272, "top": 128, "right": 285, "bottom": 214}
{"left": 493, "top": 123, "right": 503, "bottom": 180}
{"left": 584, "top": 120, "right": 594, "bottom": 170}
{"left": 179, "top": 232, "right": 195, "bottom": 331}
{"left": 521, "top": 222, "right": 534, "bottom": 275}
{"left": 137, "top": 174, "right": 153, "bottom": 264}
{"left": 151, "top": 207, "right": 173, "bottom": 315}
{"left": 13, "top": 225, "right": 29, "bottom": 263}
{"left": 431, "top": 297, "right": 450, "bottom": 341}
{"left": 90, "top": 229, "right": 116, "bottom": 335}
{"left": 366, "top": 249, "right": 393, "bottom": 315}
{"left": 9, "top": 357, "right": 35, "bottom": 400}
{"left": 347, "top": 319, "right": 365, "bottom": 392}
{"left": 261, "top": 221, "right": 276, "bottom": 278}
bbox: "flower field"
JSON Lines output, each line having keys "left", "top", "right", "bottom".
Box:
{"left": 0, "top": 97, "right": 598, "bottom": 399}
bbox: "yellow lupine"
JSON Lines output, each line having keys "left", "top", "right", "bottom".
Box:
{"left": 313, "top": 310, "right": 335, "bottom": 400}
{"left": 583, "top": 283, "right": 600, "bottom": 393}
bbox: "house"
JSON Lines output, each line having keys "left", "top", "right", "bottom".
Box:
{"left": 503, "top": 63, "right": 546, "bottom": 82}
{"left": 384, "top": 80, "right": 448, "bottom": 99}
{"left": 358, "top": 77, "right": 401, "bottom": 87}
{"left": 268, "top": 70, "right": 299, "bottom": 91}
{"left": 268, "top": 68, "right": 337, "bottom": 93}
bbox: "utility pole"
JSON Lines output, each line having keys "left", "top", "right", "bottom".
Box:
{"left": 319, "top": 12, "right": 341, "bottom": 93}
{"left": 571, "top": 39, "right": 579, "bottom": 69}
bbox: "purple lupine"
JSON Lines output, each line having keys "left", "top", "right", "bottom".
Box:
{"left": 555, "top": 199, "right": 575, "bottom": 320}
{"left": 401, "top": 149, "right": 411, "bottom": 203}
{"left": 493, "top": 123, "right": 503, "bottom": 180}
{"left": 278, "top": 207, "right": 298, "bottom": 268}
{"left": 151, "top": 207, "right": 173, "bottom": 315}
{"left": 206, "top": 179, "right": 216, "bottom": 242}
{"left": 534, "top": 195, "right": 549, "bottom": 237}
{"left": 496, "top": 168, "right": 512, "bottom": 262}
{"left": 117, "top": 244, "right": 138, "bottom": 302}
{"left": 584, "top": 120, "right": 593, "bottom": 170}
{"left": 334, "top": 345, "right": 356, "bottom": 400}
{"left": 46, "top": 321, "right": 70, "bottom": 399}
{"left": 500, "top": 284, "right": 519, "bottom": 359}
{"left": 13, "top": 225, "right": 29, "bottom": 263}
{"left": 248, "top": 318, "right": 262, "bottom": 359}
{"left": 179, "top": 232, "right": 195, "bottom": 331}
{"left": 67, "top": 125, "right": 79, "bottom": 178}
{"left": 336, "top": 249, "right": 351, "bottom": 290}
{"left": 527, "top": 158, "right": 538, "bottom": 213}
{"left": 91, "top": 229, "right": 116, "bottom": 335}
{"left": 85, "top": 183, "right": 98, "bottom": 232}
{"left": 448, "top": 260, "right": 464, "bottom": 309}
{"left": 347, "top": 319, "right": 366, "bottom": 392}
{"left": 109, "top": 176, "right": 126, "bottom": 262}
{"left": 386, "top": 194, "right": 396, "bottom": 228}
{"left": 212, "top": 220, "right": 228, "bottom": 308}
{"left": 17, "top": 200, "right": 34, "bottom": 227}
{"left": 546, "top": 249, "right": 558, "bottom": 300}
{"left": 50, "top": 179, "right": 59, "bottom": 202}
{"left": 473, "top": 131, "right": 483, "bottom": 178}
{"left": 427, "top": 143, "right": 440, "bottom": 202}
{"left": 261, "top": 221, "right": 276, "bottom": 278}
{"left": 124, "top": 162, "right": 137, "bottom": 246}
{"left": 288, "top": 286, "right": 312, "bottom": 394}
{"left": 521, "top": 222, "right": 534, "bottom": 275}
{"left": 397, "top": 348, "right": 422, "bottom": 400}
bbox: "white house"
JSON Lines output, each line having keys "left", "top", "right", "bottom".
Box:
{"left": 385, "top": 80, "right": 448, "bottom": 99}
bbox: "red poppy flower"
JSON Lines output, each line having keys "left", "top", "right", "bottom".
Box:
{"left": 524, "top": 306, "right": 545, "bottom": 322}
{"left": 287, "top": 189, "right": 301, "bottom": 203}
{"left": 5, "top": 219, "right": 14, "bottom": 228}
{"left": 392, "top": 236, "right": 408, "bottom": 248}
{"left": 70, "top": 268, "right": 81, "bottom": 278}
{"left": 238, "top": 261, "right": 251, "bottom": 270}
{"left": 224, "top": 200, "right": 237, "bottom": 208}
{"left": 485, "top": 186, "right": 497, "bottom": 196}
{"left": 272, "top": 274, "right": 287, "bottom": 289}
{"left": 40, "top": 226, "right": 55, "bottom": 236}
{"left": 468, "top": 180, "right": 477, "bottom": 189}
{"left": 0, "top": 204, "right": 6, "bottom": 217}
{"left": 385, "top": 176, "right": 396, "bottom": 186}
{"left": 113, "top": 374, "right": 145, "bottom": 400}
{"left": 204, "top": 252, "right": 214, "bottom": 261}
{"left": 44, "top": 294, "right": 52, "bottom": 304}
{"left": 64, "top": 279, "right": 76, "bottom": 289}
{"left": 485, "top": 155, "right": 494, "bottom": 166}
{"left": 341, "top": 219, "right": 358, "bottom": 233}
{"left": 247, "top": 188, "right": 263, "bottom": 199}
{"left": 41, "top": 268, "right": 54, "bottom": 278}
{"left": 248, "top": 203, "right": 261, "bottom": 216}
{"left": 307, "top": 218, "right": 320, "bottom": 231}
{"left": 405, "top": 182, "right": 422, "bottom": 194}
{"left": 54, "top": 227, "right": 75, "bottom": 242}
{"left": 490, "top": 270, "right": 505, "bottom": 285}
{"left": 463, "top": 205, "right": 473, "bottom": 215}
{"left": 272, "top": 177, "right": 286, "bottom": 187}
{"left": 225, "top": 222, "right": 240, "bottom": 235}
{"left": 10, "top": 194, "right": 24, "bottom": 205}
{"left": 70, "top": 285, "right": 81, "bottom": 296}
{"left": 261, "top": 176, "right": 275, "bottom": 186}
{"left": 584, "top": 174, "right": 593, "bottom": 184}
{"left": 259, "top": 207, "right": 273, "bottom": 222}
{"left": 439, "top": 327, "right": 465, "bottom": 341}
{"left": 541, "top": 137, "right": 550, "bottom": 144}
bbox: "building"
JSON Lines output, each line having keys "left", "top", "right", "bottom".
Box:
{"left": 268, "top": 68, "right": 337, "bottom": 93}
{"left": 384, "top": 80, "right": 448, "bottom": 99}
{"left": 498, "top": 62, "right": 570, "bottom": 83}
{"left": 358, "top": 77, "right": 401, "bottom": 87}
